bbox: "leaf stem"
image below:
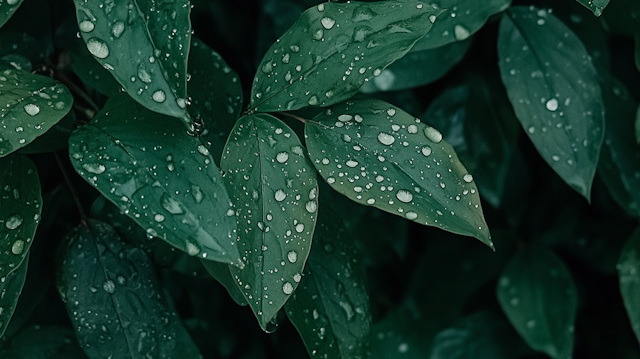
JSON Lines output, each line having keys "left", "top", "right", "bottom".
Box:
{"left": 277, "top": 112, "right": 307, "bottom": 124}
{"left": 54, "top": 152, "right": 89, "bottom": 227}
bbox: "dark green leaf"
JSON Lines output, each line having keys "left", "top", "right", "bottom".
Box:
{"left": 618, "top": 226, "right": 640, "bottom": 347}
{"left": 0, "top": 66, "right": 73, "bottom": 156}
{"left": 497, "top": 245, "right": 577, "bottom": 359}
{"left": 0, "top": 325, "right": 88, "bottom": 359}
{"left": 498, "top": 7, "right": 604, "bottom": 200}
{"left": 249, "top": 0, "right": 445, "bottom": 112}
{"left": 18, "top": 110, "right": 75, "bottom": 154}
{"left": 415, "top": 0, "right": 511, "bottom": 50}
{"left": 173, "top": 322, "right": 203, "bottom": 359}
{"left": 73, "top": 0, "right": 191, "bottom": 124}
{"left": 359, "top": 39, "right": 471, "bottom": 92}
{"left": 0, "top": 32, "right": 46, "bottom": 66}
{"left": 0, "top": 154, "right": 41, "bottom": 278}
{"left": 200, "top": 260, "right": 248, "bottom": 306}
{"left": 57, "top": 221, "right": 180, "bottom": 359}
{"left": 574, "top": 0, "right": 609, "bottom": 16}
{"left": 305, "top": 98, "right": 492, "bottom": 248}
{"left": 0, "top": 0, "right": 23, "bottom": 28}
{"left": 600, "top": 0, "right": 640, "bottom": 35}
{"left": 70, "top": 42, "right": 122, "bottom": 97}
{"left": 68, "top": 93, "right": 242, "bottom": 266}
{"left": 188, "top": 38, "right": 243, "bottom": 163}
{"left": 221, "top": 114, "right": 319, "bottom": 329}
{"left": 0, "top": 253, "right": 28, "bottom": 339}
{"left": 285, "top": 206, "right": 370, "bottom": 359}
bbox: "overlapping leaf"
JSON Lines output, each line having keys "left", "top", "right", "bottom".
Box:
{"left": 575, "top": 0, "right": 609, "bottom": 16}
{"left": 0, "top": 66, "right": 73, "bottom": 156}
{"left": 0, "top": 0, "right": 22, "bottom": 28}
{"left": 285, "top": 206, "right": 370, "bottom": 359}
{"left": 305, "top": 98, "right": 492, "bottom": 247}
{"left": 221, "top": 114, "right": 319, "bottom": 329}
{"left": 497, "top": 245, "right": 577, "bottom": 359}
{"left": 618, "top": 226, "right": 640, "bottom": 346}
{"left": 498, "top": 7, "right": 604, "bottom": 200}
{"left": 73, "top": 0, "right": 191, "bottom": 124}
{"left": 57, "top": 221, "right": 180, "bottom": 359}
{"left": 250, "top": 0, "right": 444, "bottom": 112}
{"left": 68, "top": 94, "right": 241, "bottom": 266}
{"left": 200, "top": 259, "right": 248, "bottom": 306}
{"left": 0, "top": 253, "right": 28, "bottom": 339}
{"left": 0, "top": 154, "right": 41, "bottom": 278}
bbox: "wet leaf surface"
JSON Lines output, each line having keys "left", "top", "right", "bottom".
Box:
{"left": 0, "top": 0, "right": 23, "bottom": 28}
{"left": 0, "top": 253, "right": 28, "bottom": 339}
{"left": 574, "top": 0, "right": 609, "bottom": 16}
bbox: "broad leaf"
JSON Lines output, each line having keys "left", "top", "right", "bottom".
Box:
{"left": 498, "top": 7, "right": 604, "bottom": 200}
{"left": 574, "top": 0, "right": 609, "bottom": 16}
{"left": 68, "top": 94, "right": 242, "bottom": 266}
{"left": 285, "top": 206, "right": 370, "bottom": 359}
{"left": 200, "top": 260, "right": 248, "bottom": 306}
{"left": 305, "top": 98, "right": 492, "bottom": 248}
{"left": 497, "top": 245, "right": 577, "bottom": 359}
{"left": 0, "top": 32, "right": 46, "bottom": 66}
{"left": 0, "top": 0, "right": 22, "bottom": 28}
{"left": 0, "top": 253, "right": 28, "bottom": 339}
{"left": 414, "top": 0, "right": 511, "bottom": 50}
{"left": 249, "top": 0, "right": 444, "bottom": 112}
{"left": 618, "top": 226, "right": 640, "bottom": 347}
{"left": 73, "top": 0, "right": 191, "bottom": 124}
{"left": 70, "top": 42, "right": 122, "bottom": 97}
{"left": 0, "top": 66, "right": 73, "bottom": 156}
{"left": 221, "top": 114, "right": 319, "bottom": 329}
{"left": 0, "top": 325, "right": 87, "bottom": 359}
{"left": 0, "top": 154, "right": 41, "bottom": 278}
{"left": 18, "top": 110, "right": 75, "bottom": 154}
{"left": 57, "top": 221, "right": 180, "bottom": 359}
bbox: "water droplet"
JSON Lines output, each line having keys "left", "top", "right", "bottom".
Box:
{"left": 405, "top": 212, "right": 418, "bottom": 220}
{"left": 11, "top": 239, "right": 24, "bottom": 255}
{"left": 346, "top": 160, "right": 358, "bottom": 168}
{"left": 424, "top": 127, "right": 443, "bottom": 143}
{"left": 463, "top": 174, "right": 473, "bottom": 183}
{"left": 546, "top": 98, "right": 558, "bottom": 111}
{"left": 313, "top": 29, "right": 324, "bottom": 40}
{"left": 308, "top": 95, "right": 319, "bottom": 106}
{"left": 293, "top": 273, "right": 302, "bottom": 282}
{"left": 373, "top": 68, "right": 381, "bottom": 76}
{"left": 387, "top": 108, "right": 396, "bottom": 116}
{"left": 154, "top": 214, "right": 165, "bottom": 222}
{"left": 283, "top": 282, "right": 294, "bottom": 295}
{"left": 192, "top": 185, "right": 204, "bottom": 203}
{"left": 287, "top": 250, "right": 298, "bottom": 263}
{"left": 421, "top": 146, "right": 432, "bottom": 156}
{"left": 317, "top": 4, "right": 324, "bottom": 11}
{"left": 185, "top": 241, "right": 200, "bottom": 256}
{"left": 86, "top": 38, "right": 109, "bottom": 59}
{"left": 79, "top": 20, "right": 94, "bottom": 32}
{"left": 407, "top": 125, "right": 418, "bottom": 134}
{"left": 275, "top": 189, "right": 287, "bottom": 202}
{"left": 338, "top": 114, "right": 352, "bottom": 122}
{"left": 454, "top": 24, "right": 470, "bottom": 40}
{"left": 295, "top": 223, "right": 305, "bottom": 233}
{"left": 23, "top": 104, "right": 40, "bottom": 116}
{"left": 377, "top": 132, "right": 395, "bottom": 146}
{"left": 429, "top": 14, "right": 437, "bottom": 23}
{"left": 526, "top": 319, "right": 537, "bottom": 328}
{"left": 103, "top": 280, "right": 116, "bottom": 294}
{"left": 528, "top": 126, "right": 535, "bottom": 134}
{"left": 321, "top": 17, "right": 336, "bottom": 29}
{"left": 152, "top": 90, "right": 166, "bottom": 103}
{"left": 396, "top": 190, "right": 413, "bottom": 203}
{"left": 82, "top": 163, "right": 106, "bottom": 174}
{"left": 161, "top": 194, "right": 184, "bottom": 214}
{"left": 305, "top": 201, "right": 317, "bottom": 213}
{"left": 112, "top": 20, "right": 125, "bottom": 38}
{"left": 138, "top": 63, "right": 152, "bottom": 83}
{"left": 261, "top": 61, "right": 273, "bottom": 74}
{"left": 276, "top": 152, "right": 289, "bottom": 163}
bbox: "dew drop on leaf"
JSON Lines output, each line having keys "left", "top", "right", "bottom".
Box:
{"left": 424, "top": 127, "right": 443, "bottom": 143}
{"left": 79, "top": 20, "right": 94, "bottom": 33}
{"left": 454, "top": 24, "right": 471, "bottom": 40}
{"left": 546, "top": 98, "right": 559, "bottom": 111}
{"left": 152, "top": 90, "right": 166, "bottom": 103}
{"left": 11, "top": 239, "right": 25, "bottom": 255}
{"left": 274, "top": 189, "right": 287, "bottom": 202}
{"left": 463, "top": 173, "right": 474, "bottom": 183}
{"left": 287, "top": 250, "right": 298, "bottom": 263}
{"left": 396, "top": 190, "right": 413, "bottom": 203}
{"left": 23, "top": 104, "right": 40, "bottom": 116}
{"left": 102, "top": 280, "right": 116, "bottom": 294}
{"left": 283, "top": 282, "right": 294, "bottom": 295}
{"left": 377, "top": 132, "right": 395, "bottom": 146}
{"left": 86, "top": 38, "right": 110, "bottom": 59}
{"left": 82, "top": 163, "right": 106, "bottom": 174}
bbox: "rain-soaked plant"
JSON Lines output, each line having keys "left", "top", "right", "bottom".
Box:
{"left": 0, "top": 0, "right": 639, "bottom": 358}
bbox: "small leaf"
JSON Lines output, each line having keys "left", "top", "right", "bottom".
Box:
{"left": 0, "top": 154, "right": 41, "bottom": 279}
{"left": 0, "top": 253, "right": 28, "bottom": 339}
{"left": 574, "top": 0, "right": 609, "bottom": 16}
{"left": 305, "top": 98, "right": 492, "bottom": 247}
{"left": 68, "top": 94, "right": 241, "bottom": 266}
{"left": 0, "top": 325, "right": 87, "bottom": 358}
{"left": 57, "top": 221, "right": 180, "bottom": 359}
{"left": 497, "top": 245, "right": 577, "bottom": 359}
{"left": 618, "top": 226, "right": 640, "bottom": 346}
{"left": 285, "top": 206, "right": 371, "bottom": 359}
{"left": 0, "top": 66, "right": 73, "bottom": 156}
{"left": 498, "top": 7, "right": 604, "bottom": 200}
{"left": 73, "top": 0, "right": 191, "bottom": 124}
{"left": 0, "top": 0, "right": 23, "bottom": 28}
{"left": 250, "top": 0, "right": 444, "bottom": 112}
{"left": 221, "top": 114, "right": 319, "bottom": 329}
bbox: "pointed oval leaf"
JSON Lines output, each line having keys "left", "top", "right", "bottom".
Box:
{"left": 618, "top": 226, "right": 640, "bottom": 346}
{"left": 0, "top": 67, "right": 73, "bottom": 156}
{"left": 73, "top": 0, "right": 191, "bottom": 123}
{"left": 221, "top": 114, "right": 319, "bottom": 329}
{"left": 0, "top": 325, "right": 87, "bottom": 358}
{"left": 57, "top": 221, "right": 180, "bottom": 359}
{"left": 68, "top": 94, "right": 241, "bottom": 266}
{"left": 285, "top": 206, "right": 371, "bottom": 359}
{"left": 497, "top": 245, "right": 577, "bottom": 359}
{"left": 0, "top": 253, "right": 28, "bottom": 339}
{"left": 498, "top": 7, "right": 604, "bottom": 200}
{"left": 249, "top": 0, "right": 444, "bottom": 112}
{"left": 0, "top": 0, "right": 23, "bottom": 28}
{"left": 0, "top": 154, "right": 41, "bottom": 278}
{"left": 305, "top": 98, "right": 492, "bottom": 247}
{"left": 574, "top": 0, "right": 609, "bottom": 16}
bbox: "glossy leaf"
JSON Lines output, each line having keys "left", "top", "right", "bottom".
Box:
{"left": 618, "top": 226, "right": 640, "bottom": 346}
{"left": 221, "top": 114, "right": 319, "bottom": 329}
{"left": 57, "top": 221, "right": 180, "bottom": 359}
{"left": 0, "top": 253, "right": 28, "bottom": 339}
{"left": 0, "top": 325, "right": 87, "bottom": 359}
{"left": 305, "top": 98, "right": 492, "bottom": 248}
{"left": 497, "top": 245, "right": 577, "bottom": 359}
{"left": 0, "top": 0, "right": 22, "bottom": 28}
{"left": 498, "top": 7, "right": 604, "bottom": 200}
{"left": 73, "top": 0, "right": 191, "bottom": 124}
{"left": 0, "top": 154, "right": 41, "bottom": 278}
{"left": 70, "top": 42, "right": 122, "bottom": 97}
{"left": 415, "top": 0, "right": 511, "bottom": 50}
{"left": 574, "top": 0, "right": 609, "bottom": 16}
{"left": 285, "top": 206, "right": 370, "bottom": 359}
{"left": 68, "top": 94, "right": 242, "bottom": 266}
{"left": 249, "top": 0, "right": 445, "bottom": 112}
{"left": 0, "top": 66, "right": 73, "bottom": 156}
{"left": 18, "top": 110, "right": 75, "bottom": 154}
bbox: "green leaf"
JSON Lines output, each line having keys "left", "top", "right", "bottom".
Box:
{"left": 220, "top": 114, "right": 319, "bottom": 329}
{"left": 618, "top": 226, "right": 640, "bottom": 347}
{"left": 70, "top": 42, "right": 122, "bottom": 97}
{"left": 370, "top": 306, "right": 438, "bottom": 359}
{"left": 285, "top": 206, "right": 371, "bottom": 359}
{"left": 200, "top": 260, "right": 248, "bottom": 306}
{"left": 0, "top": 253, "right": 28, "bottom": 339}
{"left": 0, "top": 0, "right": 23, "bottom": 28}
{"left": 73, "top": 0, "right": 192, "bottom": 124}
{"left": 18, "top": 110, "right": 75, "bottom": 154}
{"left": 0, "top": 154, "right": 41, "bottom": 278}
{"left": 0, "top": 66, "right": 73, "bottom": 156}
{"left": 0, "top": 32, "right": 46, "bottom": 66}
{"left": 414, "top": 0, "right": 511, "bottom": 50}
{"left": 574, "top": 0, "right": 609, "bottom": 16}
{"left": 0, "top": 325, "right": 88, "bottom": 359}
{"left": 249, "top": 0, "right": 445, "bottom": 112}
{"left": 497, "top": 245, "right": 577, "bottom": 359}
{"left": 305, "top": 98, "right": 492, "bottom": 248}
{"left": 188, "top": 38, "right": 243, "bottom": 163}
{"left": 600, "top": 0, "right": 640, "bottom": 35}
{"left": 57, "top": 221, "right": 181, "bottom": 359}
{"left": 359, "top": 39, "right": 471, "bottom": 93}
{"left": 498, "top": 7, "right": 604, "bottom": 200}
{"left": 68, "top": 93, "right": 241, "bottom": 266}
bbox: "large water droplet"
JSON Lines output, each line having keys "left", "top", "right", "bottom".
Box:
{"left": 421, "top": 146, "right": 432, "bottom": 156}
{"left": 305, "top": 200, "right": 317, "bottom": 213}
{"left": 396, "top": 190, "right": 413, "bottom": 203}
{"left": 463, "top": 174, "right": 473, "bottom": 183}
{"left": 185, "top": 241, "right": 200, "bottom": 256}
{"left": 287, "top": 250, "right": 298, "bottom": 263}
{"left": 405, "top": 212, "right": 418, "bottom": 220}
{"left": 152, "top": 90, "right": 166, "bottom": 103}
{"left": 103, "top": 280, "right": 116, "bottom": 294}
{"left": 346, "top": 160, "right": 358, "bottom": 168}
{"left": 138, "top": 63, "right": 152, "bottom": 83}
{"left": 274, "top": 189, "right": 287, "bottom": 202}
{"left": 377, "top": 132, "right": 395, "bottom": 146}
{"left": 11, "top": 239, "right": 24, "bottom": 255}
{"left": 154, "top": 213, "right": 165, "bottom": 222}
{"left": 82, "top": 163, "right": 106, "bottom": 174}
{"left": 191, "top": 185, "right": 204, "bottom": 203}
{"left": 79, "top": 20, "right": 94, "bottom": 32}
{"left": 112, "top": 20, "right": 125, "bottom": 38}
{"left": 23, "top": 104, "right": 40, "bottom": 116}
{"left": 454, "top": 24, "right": 470, "bottom": 40}
{"left": 353, "top": 6, "right": 376, "bottom": 21}
{"left": 546, "top": 98, "right": 558, "bottom": 111}
{"left": 283, "top": 282, "right": 294, "bottom": 295}
{"left": 321, "top": 17, "right": 335, "bottom": 29}
{"left": 424, "top": 127, "right": 443, "bottom": 143}
{"left": 86, "top": 38, "right": 109, "bottom": 59}
{"left": 276, "top": 152, "right": 289, "bottom": 163}
{"left": 161, "top": 194, "right": 184, "bottom": 214}
{"left": 308, "top": 95, "right": 319, "bottom": 106}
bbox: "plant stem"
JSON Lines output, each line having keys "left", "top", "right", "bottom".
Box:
{"left": 277, "top": 112, "right": 307, "bottom": 123}
{"left": 54, "top": 152, "right": 89, "bottom": 227}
